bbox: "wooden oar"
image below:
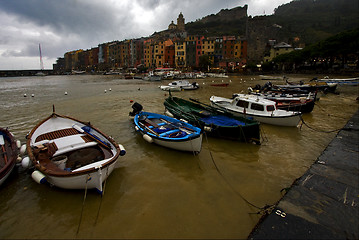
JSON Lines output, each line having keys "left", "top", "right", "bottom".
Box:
{"left": 159, "top": 118, "right": 195, "bottom": 134}
{"left": 138, "top": 122, "right": 159, "bottom": 136}
{"left": 72, "top": 125, "right": 111, "bottom": 150}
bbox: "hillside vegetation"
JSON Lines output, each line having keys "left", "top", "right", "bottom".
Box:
{"left": 186, "top": 0, "right": 359, "bottom": 46}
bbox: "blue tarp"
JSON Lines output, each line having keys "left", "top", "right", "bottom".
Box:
{"left": 200, "top": 115, "right": 245, "bottom": 126}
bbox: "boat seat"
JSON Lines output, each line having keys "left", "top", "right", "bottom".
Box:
{"left": 52, "top": 134, "right": 97, "bottom": 157}
{"left": 35, "top": 128, "right": 79, "bottom": 143}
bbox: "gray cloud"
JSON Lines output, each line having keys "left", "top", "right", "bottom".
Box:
{"left": 0, "top": 0, "right": 292, "bottom": 70}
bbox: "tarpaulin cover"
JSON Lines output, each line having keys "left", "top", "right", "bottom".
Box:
{"left": 200, "top": 115, "right": 245, "bottom": 126}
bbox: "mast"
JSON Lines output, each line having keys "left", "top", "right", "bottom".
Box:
{"left": 39, "top": 43, "right": 44, "bottom": 70}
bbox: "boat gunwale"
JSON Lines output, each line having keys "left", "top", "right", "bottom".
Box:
{"left": 26, "top": 113, "right": 121, "bottom": 177}
{"left": 0, "top": 128, "right": 18, "bottom": 179}
{"left": 134, "top": 111, "right": 202, "bottom": 142}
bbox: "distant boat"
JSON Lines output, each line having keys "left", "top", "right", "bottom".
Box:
{"left": 25, "top": 108, "right": 125, "bottom": 194}
{"left": 72, "top": 70, "right": 86, "bottom": 75}
{"left": 315, "top": 76, "right": 359, "bottom": 86}
{"left": 259, "top": 75, "right": 286, "bottom": 81}
{"left": 0, "top": 128, "right": 19, "bottom": 186}
{"left": 143, "top": 71, "right": 162, "bottom": 81}
{"left": 160, "top": 80, "right": 199, "bottom": 91}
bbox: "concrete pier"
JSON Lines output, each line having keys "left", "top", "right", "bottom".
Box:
{"left": 248, "top": 110, "right": 359, "bottom": 239}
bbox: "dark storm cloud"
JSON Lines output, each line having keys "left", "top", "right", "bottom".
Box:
{"left": 0, "top": 0, "right": 292, "bottom": 69}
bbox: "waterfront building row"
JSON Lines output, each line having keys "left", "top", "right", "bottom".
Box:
{"left": 53, "top": 35, "right": 248, "bottom": 73}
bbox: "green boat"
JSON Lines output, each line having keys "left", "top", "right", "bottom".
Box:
{"left": 164, "top": 96, "right": 261, "bottom": 144}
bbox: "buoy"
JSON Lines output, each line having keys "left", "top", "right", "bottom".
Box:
{"left": 130, "top": 100, "right": 134, "bottom": 103}
{"left": 19, "top": 144, "right": 27, "bottom": 155}
{"left": 21, "top": 156, "right": 31, "bottom": 168}
{"left": 143, "top": 134, "right": 153, "bottom": 143}
{"left": 24, "top": 93, "right": 27, "bottom": 97}
{"left": 64, "top": 91, "right": 68, "bottom": 95}
{"left": 118, "top": 144, "right": 126, "bottom": 156}
{"left": 109, "top": 88, "right": 112, "bottom": 91}
{"left": 31, "top": 94, "right": 35, "bottom": 97}
{"left": 204, "top": 126, "right": 212, "bottom": 132}
{"left": 31, "top": 170, "right": 47, "bottom": 184}
{"left": 104, "top": 90, "right": 107, "bottom": 93}
{"left": 16, "top": 140, "right": 21, "bottom": 149}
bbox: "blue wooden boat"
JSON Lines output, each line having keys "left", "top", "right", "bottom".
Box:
{"left": 130, "top": 103, "right": 203, "bottom": 153}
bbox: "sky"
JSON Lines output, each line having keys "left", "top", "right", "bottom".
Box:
{"left": 0, "top": 0, "right": 293, "bottom": 70}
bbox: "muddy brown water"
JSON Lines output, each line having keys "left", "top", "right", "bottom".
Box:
{"left": 0, "top": 74, "right": 358, "bottom": 238}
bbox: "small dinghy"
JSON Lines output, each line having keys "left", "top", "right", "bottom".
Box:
{"left": 130, "top": 102, "right": 202, "bottom": 153}
{"left": 0, "top": 128, "right": 19, "bottom": 186}
{"left": 25, "top": 107, "right": 125, "bottom": 194}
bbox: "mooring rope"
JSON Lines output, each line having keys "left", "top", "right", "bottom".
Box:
{"left": 299, "top": 115, "right": 344, "bottom": 133}
{"left": 76, "top": 174, "right": 90, "bottom": 236}
{"left": 166, "top": 96, "right": 272, "bottom": 212}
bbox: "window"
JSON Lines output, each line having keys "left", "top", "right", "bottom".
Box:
{"left": 236, "top": 100, "right": 249, "bottom": 108}
{"left": 251, "top": 103, "right": 264, "bottom": 111}
{"left": 267, "top": 105, "right": 275, "bottom": 111}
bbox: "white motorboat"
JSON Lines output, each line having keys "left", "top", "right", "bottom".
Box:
{"left": 160, "top": 80, "right": 199, "bottom": 91}
{"left": 25, "top": 109, "right": 125, "bottom": 194}
{"left": 210, "top": 94, "right": 302, "bottom": 127}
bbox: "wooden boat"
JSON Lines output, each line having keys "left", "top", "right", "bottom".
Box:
{"left": 315, "top": 76, "right": 359, "bottom": 86}
{"left": 26, "top": 109, "right": 125, "bottom": 194}
{"left": 210, "top": 94, "right": 302, "bottom": 127}
{"left": 130, "top": 103, "right": 202, "bottom": 153}
{"left": 257, "top": 81, "right": 337, "bottom": 93}
{"left": 163, "top": 96, "right": 261, "bottom": 144}
{"left": 247, "top": 92, "right": 316, "bottom": 113}
{"left": 259, "top": 75, "right": 286, "bottom": 81}
{"left": 0, "top": 128, "right": 19, "bottom": 186}
{"left": 210, "top": 82, "right": 230, "bottom": 87}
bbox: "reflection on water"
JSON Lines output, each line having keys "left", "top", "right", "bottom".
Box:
{"left": 0, "top": 74, "right": 358, "bottom": 238}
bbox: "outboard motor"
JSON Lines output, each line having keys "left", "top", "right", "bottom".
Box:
{"left": 129, "top": 102, "right": 143, "bottom": 116}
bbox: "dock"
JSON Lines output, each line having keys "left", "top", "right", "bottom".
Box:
{"left": 248, "top": 110, "right": 359, "bottom": 239}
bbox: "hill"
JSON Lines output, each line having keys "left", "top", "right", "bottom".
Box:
{"left": 185, "top": 0, "right": 359, "bottom": 63}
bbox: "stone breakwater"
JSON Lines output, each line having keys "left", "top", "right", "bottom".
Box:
{"left": 249, "top": 110, "right": 359, "bottom": 239}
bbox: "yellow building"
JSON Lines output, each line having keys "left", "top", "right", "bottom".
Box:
{"left": 144, "top": 39, "right": 154, "bottom": 68}
{"left": 175, "top": 40, "right": 186, "bottom": 69}
{"left": 264, "top": 42, "right": 293, "bottom": 62}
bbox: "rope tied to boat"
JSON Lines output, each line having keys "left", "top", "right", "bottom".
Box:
{"left": 299, "top": 115, "right": 345, "bottom": 133}
{"left": 76, "top": 174, "right": 91, "bottom": 236}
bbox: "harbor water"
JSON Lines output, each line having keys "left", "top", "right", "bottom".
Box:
{"left": 0, "top": 74, "right": 358, "bottom": 239}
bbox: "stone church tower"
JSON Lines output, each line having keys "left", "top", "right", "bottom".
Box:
{"left": 176, "top": 12, "right": 185, "bottom": 31}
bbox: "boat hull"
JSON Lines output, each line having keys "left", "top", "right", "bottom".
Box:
{"left": 44, "top": 161, "right": 116, "bottom": 192}
{"left": 210, "top": 95, "right": 301, "bottom": 127}
{"left": 138, "top": 130, "right": 203, "bottom": 152}
{"left": 0, "top": 128, "right": 18, "bottom": 187}
{"left": 134, "top": 111, "right": 203, "bottom": 153}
